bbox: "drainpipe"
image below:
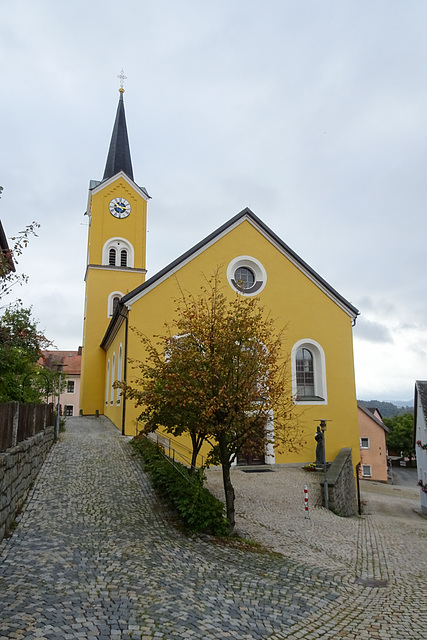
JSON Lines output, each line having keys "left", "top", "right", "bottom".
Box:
{"left": 121, "top": 312, "right": 129, "bottom": 436}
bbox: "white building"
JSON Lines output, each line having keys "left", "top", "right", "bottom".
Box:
{"left": 414, "top": 381, "right": 427, "bottom": 515}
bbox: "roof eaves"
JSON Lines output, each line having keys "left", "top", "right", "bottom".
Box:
{"left": 357, "top": 402, "right": 389, "bottom": 432}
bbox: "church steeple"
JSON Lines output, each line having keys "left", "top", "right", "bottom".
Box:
{"left": 103, "top": 88, "right": 134, "bottom": 181}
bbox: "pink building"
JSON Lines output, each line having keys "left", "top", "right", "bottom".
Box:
{"left": 40, "top": 350, "right": 82, "bottom": 417}
{"left": 357, "top": 403, "right": 389, "bottom": 482}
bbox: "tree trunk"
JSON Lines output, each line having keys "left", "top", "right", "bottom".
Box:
{"left": 189, "top": 431, "right": 205, "bottom": 475}
{"left": 218, "top": 435, "right": 235, "bottom": 533}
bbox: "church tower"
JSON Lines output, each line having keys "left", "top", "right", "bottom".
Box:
{"left": 80, "top": 84, "right": 150, "bottom": 415}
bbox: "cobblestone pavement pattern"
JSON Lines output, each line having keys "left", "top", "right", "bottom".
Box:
{"left": 0, "top": 417, "right": 426, "bottom": 639}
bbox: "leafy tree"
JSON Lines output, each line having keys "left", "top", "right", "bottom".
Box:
{"left": 0, "top": 303, "right": 54, "bottom": 402}
{"left": 118, "top": 271, "right": 301, "bottom": 532}
{"left": 383, "top": 413, "right": 415, "bottom": 461}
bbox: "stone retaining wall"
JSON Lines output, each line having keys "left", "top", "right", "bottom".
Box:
{"left": 323, "top": 447, "right": 358, "bottom": 517}
{"left": 0, "top": 425, "right": 54, "bottom": 541}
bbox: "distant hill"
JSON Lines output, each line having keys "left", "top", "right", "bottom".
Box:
{"left": 357, "top": 399, "right": 414, "bottom": 418}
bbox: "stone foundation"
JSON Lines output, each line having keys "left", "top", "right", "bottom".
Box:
{"left": 322, "top": 447, "right": 358, "bottom": 517}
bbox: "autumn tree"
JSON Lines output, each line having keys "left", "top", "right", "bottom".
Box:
{"left": 119, "top": 272, "right": 301, "bottom": 532}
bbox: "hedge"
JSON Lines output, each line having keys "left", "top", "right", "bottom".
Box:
{"left": 131, "top": 436, "right": 229, "bottom": 536}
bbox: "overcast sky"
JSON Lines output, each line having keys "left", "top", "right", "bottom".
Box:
{"left": 1, "top": 1, "right": 426, "bottom": 403}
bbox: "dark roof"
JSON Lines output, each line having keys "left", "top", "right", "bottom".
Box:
{"left": 0, "top": 220, "right": 15, "bottom": 274}
{"left": 103, "top": 90, "right": 133, "bottom": 181}
{"left": 121, "top": 207, "right": 360, "bottom": 316}
{"left": 357, "top": 401, "right": 389, "bottom": 433}
{"left": 367, "top": 406, "right": 383, "bottom": 420}
{"left": 414, "top": 381, "right": 427, "bottom": 436}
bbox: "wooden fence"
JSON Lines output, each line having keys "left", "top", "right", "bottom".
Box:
{"left": 0, "top": 402, "right": 54, "bottom": 452}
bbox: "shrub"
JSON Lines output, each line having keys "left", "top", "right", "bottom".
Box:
{"left": 131, "top": 436, "right": 229, "bottom": 536}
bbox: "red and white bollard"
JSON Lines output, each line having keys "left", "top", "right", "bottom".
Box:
{"left": 304, "top": 485, "right": 309, "bottom": 519}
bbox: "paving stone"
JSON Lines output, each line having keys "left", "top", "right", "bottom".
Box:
{"left": 1, "top": 416, "right": 426, "bottom": 639}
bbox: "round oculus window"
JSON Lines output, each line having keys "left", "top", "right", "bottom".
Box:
{"left": 227, "top": 256, "right": 267, "bottom": 296}
{"left": 234, "top": 266, "right": 255, "bottom": 290}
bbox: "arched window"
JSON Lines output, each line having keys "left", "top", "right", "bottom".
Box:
{"left": 107, "top": 291, "right": 124, "bottom": 318}
{"left": 296, "top": 348, "right": 315, "bottom": 398}
{"left": 117, "top": 344, "right": 123, "bottom": 405}
{"left": 112, "top": 296, "right": 120, "bottom": 313}
{"left": 105, "top": 360, "right": 110, "bottom": 405}
{"left": 110, "top": 353, "right": 115, "bottom": 405}
{"left": 102, "top": 238, "right": 134, "bottom": 268}
{"left": 291, "top": 339, "right": 327, "bottom": 404}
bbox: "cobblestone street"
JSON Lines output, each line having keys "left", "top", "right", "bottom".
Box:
{"left": 1, "top": 416, "right": 426, "bottom": 639}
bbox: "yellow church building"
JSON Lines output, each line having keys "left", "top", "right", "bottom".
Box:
{"left": 80, "top": 86, "right": 360, "bottom": 469}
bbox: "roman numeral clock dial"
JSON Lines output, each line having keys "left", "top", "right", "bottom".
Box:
{"left": 109, "top": 197, "right": 131, "bottom": 218}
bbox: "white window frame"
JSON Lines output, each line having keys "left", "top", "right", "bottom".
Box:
{"left": 66, "top": 380, "right": 75, "bottom": 394}
{"left": 360, "top": 437, "right": 370, "bottom": 449}
{"left": 102, "top": 238, "right": 134, "bottom": 268}
{"left": 362, "top": 464, "right": 372, "bottom": 478}
{"left": 291, "top": 339, "right": 327, "bottom": 405}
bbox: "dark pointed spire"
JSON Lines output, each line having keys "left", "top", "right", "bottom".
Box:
{"left": 103, "top": 87, "right": 134, "bottom": 181}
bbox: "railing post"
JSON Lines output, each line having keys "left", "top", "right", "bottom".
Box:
{"left": 12, "top": 402, "right": 19, "bottom": 447}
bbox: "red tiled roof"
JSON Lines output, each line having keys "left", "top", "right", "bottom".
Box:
{"left": 40, "top": 350, "right": 82, "bottom": 375}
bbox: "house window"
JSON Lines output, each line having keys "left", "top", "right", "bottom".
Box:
{"left": 362, "top": 465, "right": 372, "bottom": 477}
{"left": 120, "top": 250, "right": 128, "bottom": 267}
{"left": 109, "top": 248, "right": 116, "bottom": 266}
{"left": 360, "top": 437, "right": 370, "bottom": 449}
{"left": 66, "top": 380, "right": 75, "bottom": 393}
{"left": 296, "top": 348, "right": 315, "bottom": 397}
{"left": 291, "top": 339, "right": 327, "bottom": 404}
{"left": 65, "top": 405, "right": 73, "bottom": 416}
{"left": 227, "top": 256, "right": 267, "bottom": 296}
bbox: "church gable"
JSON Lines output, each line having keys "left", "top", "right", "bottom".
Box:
{"left": 118, "top": 208, "right": 358, "bottom": 321}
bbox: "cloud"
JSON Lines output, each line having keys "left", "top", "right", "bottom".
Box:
{"left": 354, "top": 317, "right": 393, "bottom": 344}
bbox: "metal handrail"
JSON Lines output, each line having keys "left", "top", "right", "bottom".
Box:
{"left": 133, "top": 421, "right": 205, "bottom": 469}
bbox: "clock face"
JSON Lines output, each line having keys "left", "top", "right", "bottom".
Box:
{"left": 109, "top": 197, "right": 131, "bottom": 218}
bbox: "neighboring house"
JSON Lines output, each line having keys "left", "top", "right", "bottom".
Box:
{"left": 414, "top": 381, "right": 427, "bottom": 515}
{"left": 79, "top": 85, "right": 362, "bottom": 470}
{"left": 41, "top": 350, "right": 82, "bottom": 417}
{"left": 357, "top": 403, "right": 389, "bottom": 482}
{"left": 0, "top": 219, "right": 15, "bottom": 277}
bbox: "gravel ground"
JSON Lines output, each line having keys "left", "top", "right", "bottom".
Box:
{"left": 204, "top": 465, "right": 427, "bottom": 581}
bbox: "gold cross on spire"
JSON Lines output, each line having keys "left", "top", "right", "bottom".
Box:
{"left": 117, "top": 68, "right": 127, "bottom": 93}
